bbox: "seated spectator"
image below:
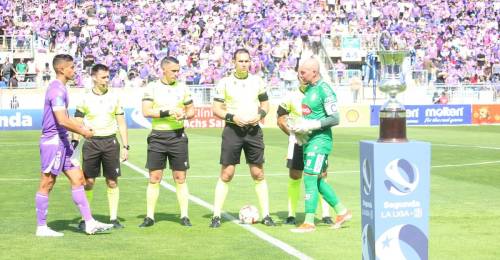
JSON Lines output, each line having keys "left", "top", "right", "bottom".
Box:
{"left": 437, "top": 91, "right": 449, "bottom": 104}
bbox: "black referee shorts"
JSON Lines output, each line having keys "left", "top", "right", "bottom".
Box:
{"left": 220, "top": 124, "right": 265, "bottom": 165}
{"left": 146, "top": 129, "right": 189, "bottom": 171}
{"left": 82, "top": 135, "right": 121, "bottom": 179}
{"left": 287, "top": 143, "right": 304, "bottom": 171}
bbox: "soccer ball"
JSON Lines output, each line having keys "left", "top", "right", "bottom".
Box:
{"left": 239, "top": 205, "right": 259, "bottom": 224}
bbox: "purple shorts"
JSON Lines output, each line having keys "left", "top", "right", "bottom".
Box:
{"left": 39, "top": 135, "right": 79, "bottom": 175}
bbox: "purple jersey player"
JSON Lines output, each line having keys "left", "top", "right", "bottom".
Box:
{"left": 35, "top": 54, "right": 113, "bottom": 237}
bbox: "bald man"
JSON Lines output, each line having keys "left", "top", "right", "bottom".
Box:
{"left": 290, "top": 58, "right": 351, "bottom": 233}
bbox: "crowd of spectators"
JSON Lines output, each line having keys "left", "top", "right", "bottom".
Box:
{"left": 0, "top": 0, "right": 498, "bottom": 89}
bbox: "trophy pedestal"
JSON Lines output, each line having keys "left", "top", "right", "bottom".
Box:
{"left": 378, "top": 109, "right": 407, "bottom": 142}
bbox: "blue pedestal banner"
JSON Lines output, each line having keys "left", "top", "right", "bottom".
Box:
{"left": 360, "top": 141, "right": 430, "bottom": 260}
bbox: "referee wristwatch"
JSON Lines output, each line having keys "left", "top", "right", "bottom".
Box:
{"left": 123, "top": 145, "right": 130, "bottom": 150}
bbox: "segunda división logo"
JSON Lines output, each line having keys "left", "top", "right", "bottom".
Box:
{"left": 384, "top": 159, "right": 419, "bottom": 196}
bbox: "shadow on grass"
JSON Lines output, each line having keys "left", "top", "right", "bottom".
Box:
{"left": 48, "top": 214, "right": 116, "bottom": 235}
{"left": 135, "top": 212, "right": 181, "bottom": 225}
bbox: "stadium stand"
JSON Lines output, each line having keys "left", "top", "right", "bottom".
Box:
{"left": 0, "top": 0, "right": 498, "bottom": 103}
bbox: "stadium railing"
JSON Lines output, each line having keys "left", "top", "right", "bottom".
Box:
{"left": 410, "top": 70, "right": 430, "bottom": 87}
{"left": 189, "top": 84, "right": 216, "bottom": 105}
{"left": 433, "top": 83, "right": 497, "bottom": 104}
{"left": 327, "top": 69, "right": 363, "bottom": 86}
{"left": 321, "top": 33, "right": 381, "bottom": 57}
{"left": 0, "top": 34, "right": 34, "bottom": 56}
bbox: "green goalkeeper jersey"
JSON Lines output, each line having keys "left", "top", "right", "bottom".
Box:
{"left": 301, "top": 79, "right": 338, "bottom": 154}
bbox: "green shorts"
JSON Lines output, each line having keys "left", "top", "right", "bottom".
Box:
{"left": 303, "top": 152, "right": 328, "bottom": 175}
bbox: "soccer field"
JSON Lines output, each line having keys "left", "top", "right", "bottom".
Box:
{"left": 1, "top": 126, "right": 499, "bottom": 259}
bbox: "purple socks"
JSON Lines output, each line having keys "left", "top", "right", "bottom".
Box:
{"left": 35, "top": 193, "right": 49, "bottom": 226}
{"left": 72, "top": 186, "right": 92, "bottom": 222}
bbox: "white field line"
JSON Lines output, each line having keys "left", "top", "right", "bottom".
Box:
{"left": 3, "top": 158, "right": 500, "bottom": 183}
{"left": 122, "top": 160, "right": 312, "bottom": 260}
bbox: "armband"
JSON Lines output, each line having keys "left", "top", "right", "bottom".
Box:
{"left": 258, "top": 108, "right": 267, "bottom": 119}
{"left": 225, "top": 113, "right": 234, "bottom": 123}
{"left": 159, "top": 110, "right": 170, "bottom": 118}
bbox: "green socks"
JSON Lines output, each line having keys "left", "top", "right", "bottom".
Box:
{"left": 303, "top": 174, "right": 319, "bottom": 215}
{"left": 318, "top": 177, "right": 346, "bottom": 214}
{"left": 287, "top": 178, "right": 302, "bottom": 217}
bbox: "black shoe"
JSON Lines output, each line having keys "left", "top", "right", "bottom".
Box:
{"left": 139, "top": 217, "right": 155, "bottom": 228}
{"left": 322, "top": 216, "right": 334, "bottom": 225}
{"left": 209, "top": 216, "right": 221, "bottom": 228}
{"left": 78, "top": 220, "right": 86, "bottom": 231}
{"left": 180, "top": 217, "right": 192, "bottom": 227}
{"left": 284, "top": 216, "right": 296, "bottom": 225}
{"left": 261, "top": 215, "right": 276, "bottom": 226}
{"left": 111, "top": 219, "right": 124, "bottom": 229}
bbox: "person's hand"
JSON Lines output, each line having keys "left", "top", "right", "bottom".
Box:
{"left": 121, "top": 148, "right": 129, "bottom": 162}
{"left": 295, "top": 131, "right": 310, "bottom": 145}
{"left": 172, "top": 108, "right": 186, "bottom": 120}
{"left": 82, "top": 127, "right": 94, "bottom": 139}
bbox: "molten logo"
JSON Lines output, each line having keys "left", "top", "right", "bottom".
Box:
{"left": 302, "top": 104, "right": 312, "bottom": 115}
{"left": 384, "top": 159, "right": 419, "bottom": 196}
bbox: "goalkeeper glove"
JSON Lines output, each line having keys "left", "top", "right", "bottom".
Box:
{"left": 295, "top": 132, "right": 310, "bottom": 145}
{"left": 292, "top": 119, "right": 321, "bottom": 134}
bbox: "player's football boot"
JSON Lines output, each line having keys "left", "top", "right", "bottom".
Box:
{"left": 331, "top": 210, "right": 352, "bottom": 229}
{"left": 36, "top": 226, "right": 64, "bottom": 237}
{"left": 290, "top": 223, "right": 316, "bottom": 233}
{"left": 261, "top": 215, "right": 276, "bottom": 226}
{"left": 180, "top": 217, "right": 192, "bottom": 227}
{"left": 209, "top": 216, "right": 221, "bottom": 228}
{"left": 138, "top": 217, "right": 155, "bottom": 228}
{"left": 284, "top": 216, "right": 296, "bottom": 225}
{"left": 111, "top": 219, "right": 124, "bottom": 229}
{"left": 78, "top": 220, "right": 86, "bottom": 231}
{"left": 85, "top": 219, "right": 113, "bottom": 235}
{"left": 322, "top": 216, "right": 334, "bottom": 225}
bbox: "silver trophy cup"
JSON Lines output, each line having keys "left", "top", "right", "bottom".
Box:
{"left": 377, "top": 50, "right": 409, "bottom": 142}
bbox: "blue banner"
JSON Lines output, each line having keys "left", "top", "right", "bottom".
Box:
{"left": 360, "top": 141, "right": 430, "bottom": 260}
{"left": 0, "top": 109, "right": 42, "bottom": 130}
{"left": 370, "top": 104, "right": 472, "bottom": 126}
{"left": 0, "top": 108, "right": 151, "bottom": 131}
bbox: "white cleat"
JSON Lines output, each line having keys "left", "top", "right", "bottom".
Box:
{"left": 85, "top": 219, "right": 113, "bottom": 235}
{"left": 36, "top": 225, "right": 64, "bottom": 237}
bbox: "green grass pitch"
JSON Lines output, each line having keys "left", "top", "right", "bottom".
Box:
{"left": 0, "top": 126, "right": 499, "bottom": 259}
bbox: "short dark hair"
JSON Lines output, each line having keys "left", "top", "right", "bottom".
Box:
{"left": 91, "top": 63, "right": 109, "bottom": 76}
{"left": 161, "top": 56, "right": 179, "bottom": 68}
{"left": 52, "top": 54, "right": 73, "bottom": 71}
{"left": 233, "top": 48, "right": 250, "bottom": 60}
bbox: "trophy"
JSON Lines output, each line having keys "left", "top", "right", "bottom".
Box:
{"left": 377, "top": 50, "right": 409, "bottom": 142}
